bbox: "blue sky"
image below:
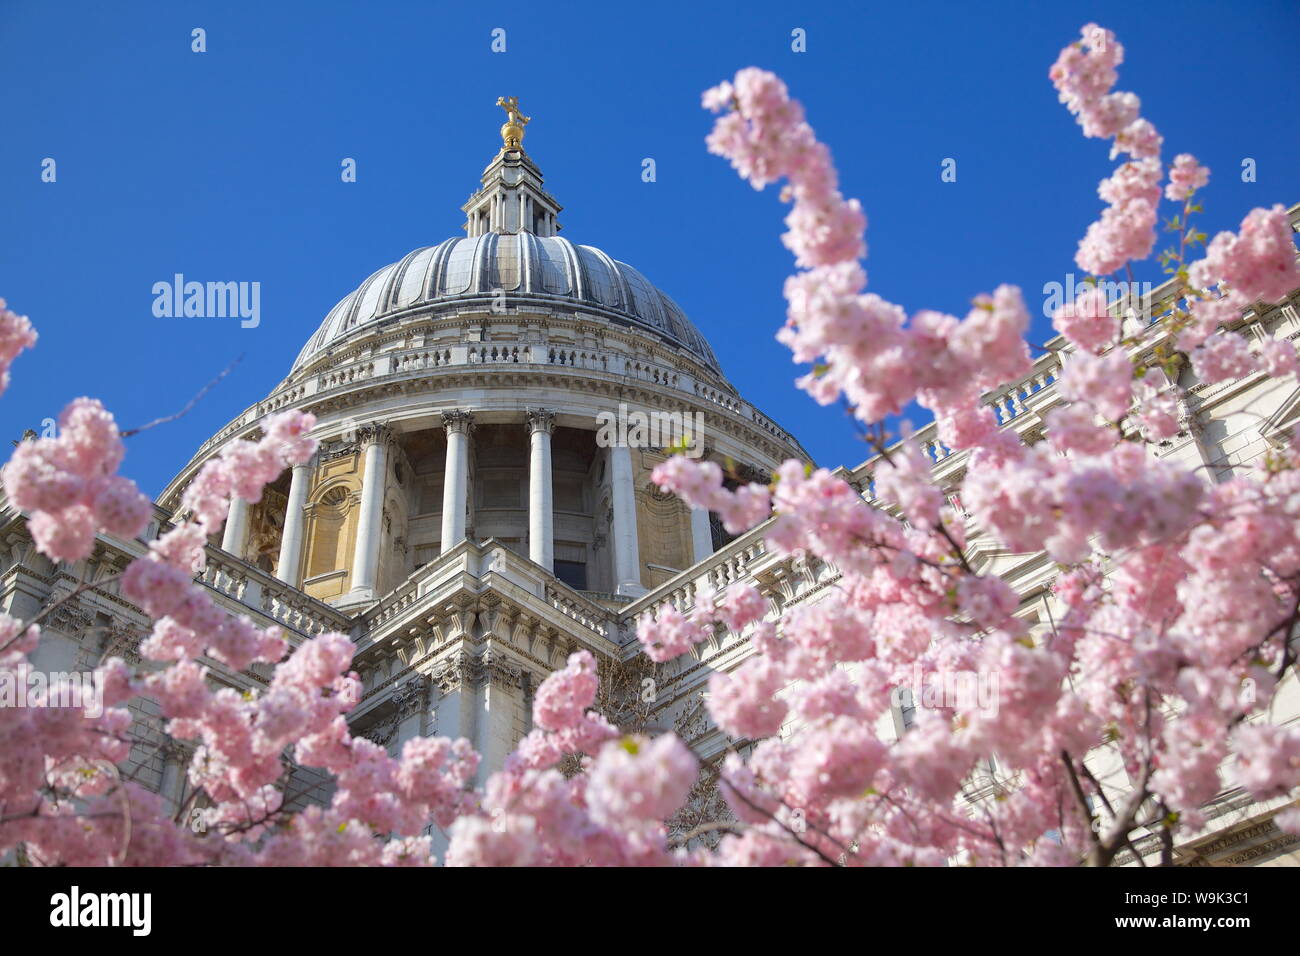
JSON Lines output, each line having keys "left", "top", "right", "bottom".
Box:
{"left": 2, "top": 0, "right": 1298, "bottom": 494}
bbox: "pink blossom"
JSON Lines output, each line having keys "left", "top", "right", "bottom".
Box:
{"left": 532, "top": 650, "right": 598, "bottom": 732}
{"left": 586, "top": 734, "right": 697, "bottom": 824}
{"left": 650, "top": 456, "right": 771, "bottom": 535}
{"left": 1178, "top": 290, "right": 1244, "bottom": 351}
{"left": 1076, "top": 193, "right": 1159, "bottom": 276}
{"left": 1057, "top": 349, "right": 1133, "bottom": 421}
{"left": 786, "top": 716, "right": 886, "bottom": 804}
{"left": 1193, "top": 204, "right": 1300, "bottom": 304}
{"left": 718, "top": 583, "right": 768, "bottom": 631}
{"left": 1260, "top": 338, "right": 1300, "bottom": 377}
{"left": 1052, "top": 285, "right": 1118, "bottom": 353}
{"left": 182, "top": 410, "right": 317, "bottom": 536}
{"left": 1192, "top": 332, "right": 1256, "bottom": 385}
{"left": 1046, "top": 402, "right": 1117, "bottom": 456}
{"left": 1277, "top": 808, "right": 1300, "bottom": 836}
{"left": 708, "top": 655, "right": 789, "bottom": 739}
{"left": 1112, "top": 118, "right": 1162, "bottom": 160}
{"left": 1230, "top": 723, "right": 1300, "bottom": 800}
{"left": 1165, "top": 153, "right": 1209, "bottom": 201}
{"left": 636, "top": 603, "right": 709, "bottom": 663}
{"left": 0, "top": 298, "right": 37, "bottom": 395}
{"left": 28, "top": 505, "right": 97, "bottom": 562}
{"left": 2, "top": 398, "right": 152, "bottom": 562}
{"left": 873, "top": 434, "right": 944, "bottom": 526}
{"left": 934, "top": 401, "right": 1000, "bottom": 451}
{"left": 3, "top": 27, "right": 1299, "bottom": 869}
{"left": 1048, "top": 25, "right": 1124, "bottom": 128}
{"left": 1133, "top": 382, "right": 1181, "bottom": 442}
{"left": 445, "top": 814, "right": 540, "bottom": 867}
{"left": 91, "top": 475, "right": 152, "bottom": 538}
{"left": 949, "top": 286, "right": 1033, "bottom": 392}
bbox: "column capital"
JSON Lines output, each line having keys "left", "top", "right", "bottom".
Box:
{"left": 524, "top": 407, "right": 556, "bottom": 435}
{"left": 356, "top": 422, "right": 393, "bottom": 447}
{"left": 440, "top": 409, "right": 475, "bottom": 435}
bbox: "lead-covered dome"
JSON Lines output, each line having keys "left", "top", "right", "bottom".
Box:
{"left": 293, "top": 233, "right": 723, "bottom": 375}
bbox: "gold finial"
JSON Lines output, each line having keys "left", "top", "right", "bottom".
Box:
{"left": 496, "top": 95, "right": 530, "bottom": 150}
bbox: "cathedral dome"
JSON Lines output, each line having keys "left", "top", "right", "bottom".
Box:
{"left": 292, "top": 234, "right": 723, "bottom": 376}
{"left": 161, "top": 104, "right": 812, "bottom": 615}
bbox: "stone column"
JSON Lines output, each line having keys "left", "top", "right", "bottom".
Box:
{"left": 440, "top": 410, "right": 474, "bottom": 553}
{"left": 525, "top": 408, "right": 555, "bottom": 572}
{"left": 350, "top": 425, "right": 390, "bottom": 597}
{"left": 221, "top": 496, "right": 249, "bottom": 557}
{"left": 609, "top": 444, "right": 644, "bottom": 595}
{"left": 275, "top": 459, "right": 313, "bottom": 585}
{"left": 690, "top": 506, "right": 714, "bottom": 565}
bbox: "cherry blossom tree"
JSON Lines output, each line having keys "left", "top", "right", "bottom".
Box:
{"left": 2, "top": 23, "right": 1298, "bottom": 866}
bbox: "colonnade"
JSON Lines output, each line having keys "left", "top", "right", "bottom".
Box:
{"left": 222, "top": 408, "right": 715, "bottom": 598}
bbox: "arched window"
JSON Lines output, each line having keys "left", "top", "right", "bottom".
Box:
{"left": 307, "top": 486, "right": 351, "bottom": 578}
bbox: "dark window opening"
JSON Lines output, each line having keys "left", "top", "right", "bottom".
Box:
{"left": 710, "top": 512, "right": 735, "bottom": 552}
{"left": 554, "top": 559, "right": 587, "bottom": 591}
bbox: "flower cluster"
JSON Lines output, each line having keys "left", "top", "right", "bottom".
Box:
{"left": 1048, "top": 24, "right": 1161, "bottom": 160}
{"left": 0, "top": 298, "right": 37, "bottom": 396}
{"left": 1165, "top": 154, "right": 1209, "bottom": 202}
{"left": 444, "top": 651, "right": 699, "bottom": 866}
{"left": 1049, "top": 24, "right": 1167, "bottom": 276}
{"left": 649, "top": 456, "right": 771, "bottom": 535}
{"left": 2, "top": 22, "right": 1299, "bottom": 868}
{"left": 1192, "top": 204, "right": 1300, "bottom": 306}
{"left": 3, "top": 398, "right": 153, "bottom": 561}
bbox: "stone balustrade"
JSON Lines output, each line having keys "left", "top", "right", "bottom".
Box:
{"left": 621, "top": 520, "right": 774, "bottom": 629}
{"left": 544, "top": 579, "right": 614, "bottom": 639}
{"left": 198, "top": 546, "right": 353, "bottom": 637}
